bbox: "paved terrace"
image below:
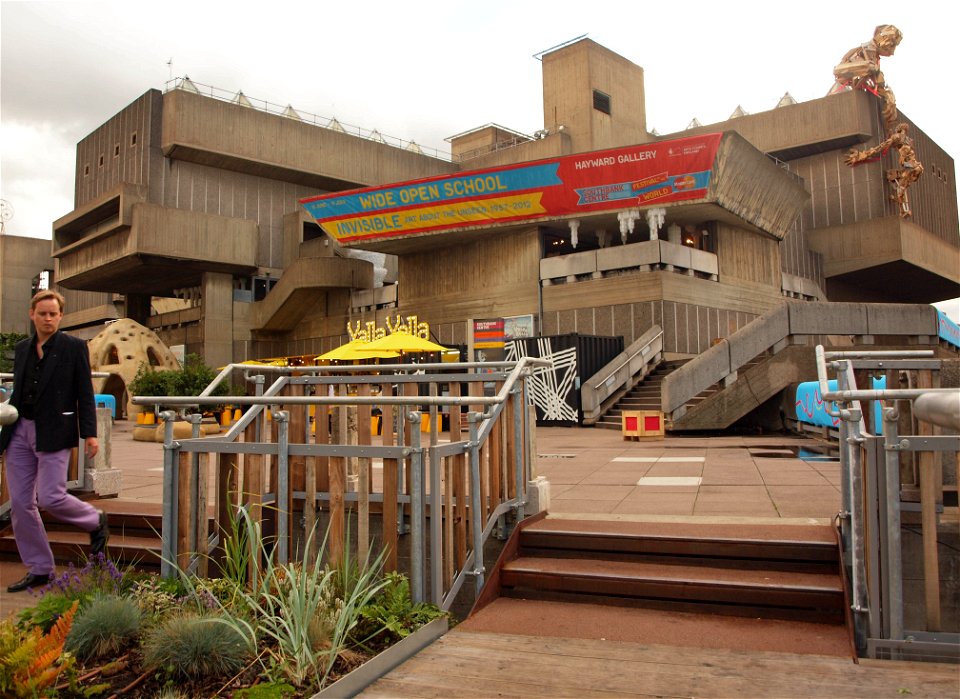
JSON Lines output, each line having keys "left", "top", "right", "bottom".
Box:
{"left": 5, "top": 421, "right": 957, "bottom": 699}
{"left": 2, "top": 421, "right": 839, "bottom": 616}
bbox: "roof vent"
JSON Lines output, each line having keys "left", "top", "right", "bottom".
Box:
{"left": 282, "top": 104, "right": 302, "bottom": 120}
{"left": 686, "top": 117, "right": 702, "bottom": 129}
{"left": 178, "top": 76, "right": 199, "bottom": 94}
{"left": 729, "top": 105, "right": 748, "bottom": 119}
{"left": 776, "top": 92, "right": 797, "bottom": 108}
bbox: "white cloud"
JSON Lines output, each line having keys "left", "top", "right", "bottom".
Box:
{"left": 1, "top": 0, "right": 957, "bottom": 243}
{"left": 0, "top": 121, "right": 76, "bottom": 237}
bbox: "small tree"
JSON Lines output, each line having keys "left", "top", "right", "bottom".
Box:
{"left": 0, "top": 332, "right": 27, "bottom": 373}
{"left": 128, "top": 354, "right": 228, "bottom": 414}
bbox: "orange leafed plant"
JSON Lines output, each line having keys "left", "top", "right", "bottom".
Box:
{"left": 7, "top": 599, "right": 79, "bottom": 697}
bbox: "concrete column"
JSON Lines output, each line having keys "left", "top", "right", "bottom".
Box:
{"left": 83, "top": 407, "right": 122, "bottom": 496}
{"left": 201, "top": 271, "right": 234, "bottom": 369}
{"left": 125, "top": 294, "right": 151, "bottom": 325}
{"left": 667, "top": 223, "right": 682, "bottom": 245}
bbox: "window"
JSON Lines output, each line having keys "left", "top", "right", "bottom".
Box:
{"left": 593, "top": 90, "right": 611, "bottom": 115}
{"left": 131, "top": 132, "right": 138, "bottom": 146}
{"left": 98, "top": 155, "right": 104, "bottom": 167}
{"left": 303, "top": 221, "right": 325, "bottom": 242}
{"left": 253, "top": 276, "right": 277, "bottom": 301}
{"left": 84, "top": 165, "right": 90, "bottom": 176}
{"left": 114, "top": 144, "right": 120, "bottom": 157}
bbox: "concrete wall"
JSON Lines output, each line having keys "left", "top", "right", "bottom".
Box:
{"left": 541, "top": 39, "right": 648, "bottom": 153}
{"left": 160, "top": 89, "right": 458, "bottom": 191}
{"left": 0, "top": 235, "right": 52, "bottom": 334}
{"left": 75, "top": 90, "right": 162, "bottom": 211}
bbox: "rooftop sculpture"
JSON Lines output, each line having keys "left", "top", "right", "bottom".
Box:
{"left": 833, "top": 24, "right": 902, "bottom": 128}
{"left": 835, "top": 25, "right": 922, "bottom": 218}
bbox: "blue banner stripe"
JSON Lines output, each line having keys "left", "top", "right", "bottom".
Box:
{"left": 574, "top": 171, "right": 711, "bottom": 206}
{"left": 304, "top": 163, "right": 562, "bottom": 220}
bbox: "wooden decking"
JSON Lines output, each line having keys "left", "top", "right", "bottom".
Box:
{"left": 358, "top": 630, "right": 960, "bottom": 698}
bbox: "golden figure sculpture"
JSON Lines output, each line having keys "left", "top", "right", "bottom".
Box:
{"left": 833, "top": 24, "right": 902, "bottom": 128}
{"left": 837, "top": 25, "right": 922, "bottom": 218}
{"left": 846, "top": 123, "right": 924, "bottom": 218}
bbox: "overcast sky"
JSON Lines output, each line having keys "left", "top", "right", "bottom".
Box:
{"left": 1, "top": 0, "right": 957, "bottom": 318}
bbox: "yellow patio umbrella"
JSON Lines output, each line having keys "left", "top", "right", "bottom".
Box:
{"left": 316, "top": 339, "right": 399, "bottom": 361}
{"left": 362, "top": 331, "right": 449, "bottom": 354}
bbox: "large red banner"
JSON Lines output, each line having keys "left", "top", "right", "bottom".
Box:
{"left": 300, "top": 133, "right": 722, "bottom": 244}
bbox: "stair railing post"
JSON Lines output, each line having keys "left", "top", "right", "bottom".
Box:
{"left": 407, "top": 410, "right": 424, "bottom": 604}
{"left": 275, "top": 410, "right": 290, "bottom": 565}
{"left": 837, "top": 361, "right": 869, "bottom": 651}
{"left": 512, "top": 385, "right": 525, "bottom": 524}
{"left": 468, "top": 411, "right": 485, "bottom": 596}
{"left": 160, "top": 411, "right": 178, "bottom": 579}
{"left": 882, "top": 404, "right": 904, "bottom": 653}
{"left": 186, "top": 413, "right": 202, "bottom": 559}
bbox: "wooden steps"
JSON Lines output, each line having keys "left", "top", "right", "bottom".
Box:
{"left": 0, "top": 502, "right": 165, "bottom": 571}
{"left": 471, "top": 517, "right": 852, "bottom": 649}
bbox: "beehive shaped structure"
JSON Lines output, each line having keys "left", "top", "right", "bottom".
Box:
{"left": 88, "top": 318, "right": 181, "bottom": 418}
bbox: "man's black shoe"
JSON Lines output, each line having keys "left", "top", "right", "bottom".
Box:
{"left": 90, "top": 510, "right": 110, "bottom": 556}
{"left": 7, "top": 572, "right": 52, "bottom": 593}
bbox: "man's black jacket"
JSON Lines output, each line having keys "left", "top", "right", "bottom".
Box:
{"left": 0, "top": 331, "right": 97, "bottom": 454}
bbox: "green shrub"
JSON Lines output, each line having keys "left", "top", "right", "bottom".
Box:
{"left": 0, "top": 332, "right": 26, "bottom": 373}
{"left": 66, "top": 594, "right": 141, "bottom": 660}
{"left": 142, "top": 613, "right": 253, "bottom": 681}
{"left": 128, "top": 354, "right": 228, "bottom": 407}
{"left": 16, "top": 592, "right": 77, "bottom": 634}
{"left": 352, "top": 572, "right": 447, "bottom": 651}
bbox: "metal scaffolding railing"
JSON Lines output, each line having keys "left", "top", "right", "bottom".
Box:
{"left": 132, "top": 359, "right": 550, "bottom": 611}
{"left": 816, "top": 347, "right": 959, "bottom": 661}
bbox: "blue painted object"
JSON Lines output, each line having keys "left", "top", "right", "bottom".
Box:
{"left": 937, "top": 310, "right": 960, "bottom": 349}
{"left": 795, "top": 376, "right": 886, "bottom": 434}
{"left": 94, "top": 393, "right": 117, "bottom": 419}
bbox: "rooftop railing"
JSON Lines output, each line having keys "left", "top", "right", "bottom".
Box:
{"left": 164, "top": 77, "right": 454, "bottom": 162}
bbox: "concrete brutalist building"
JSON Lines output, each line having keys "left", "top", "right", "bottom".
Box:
{"left": 43, "top": 38, "right": 957, "bottom": 373}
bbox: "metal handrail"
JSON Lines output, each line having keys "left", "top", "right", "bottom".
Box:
{"left": 143, "top": 359, "right": 547, "bottom": 611}
{"left": 814, "top": 344, "right": 960, "bottom": 660}
{"left": 816, "top": 347, "right": 956, "bottom": 402}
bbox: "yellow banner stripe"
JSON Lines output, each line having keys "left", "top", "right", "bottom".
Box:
{"left": 329, "top": 193, "right": 546, "bottom": 241}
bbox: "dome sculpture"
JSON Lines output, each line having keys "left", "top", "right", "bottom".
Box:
{"left": 88, "top": 318, "right": 181, "bottom": 419}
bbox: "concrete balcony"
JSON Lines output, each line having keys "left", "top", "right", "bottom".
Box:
{"left": 54, "top": 196, "right": 257, "bottom": 296}
{"left": 807, "top": 215, "right": 960, "bottom": 303}
{"left": 541, "top": 240, "right": 718, "bottom": 284}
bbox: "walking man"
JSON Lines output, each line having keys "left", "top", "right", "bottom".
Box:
{"left": 1, "top": 290, "right": 109, "bottom": 592}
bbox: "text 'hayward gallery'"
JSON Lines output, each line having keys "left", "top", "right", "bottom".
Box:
{"left": 47, "top": 39, "right": 958, "bottom": 392}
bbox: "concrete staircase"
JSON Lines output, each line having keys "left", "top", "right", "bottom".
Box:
{"left": 595, "top": 360, "right": 684, "bottom": 430}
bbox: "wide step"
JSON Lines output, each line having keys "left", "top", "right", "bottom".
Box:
{"left": 495, "top": 518, "right": 846, "bottom": 624}
{"left": 501, "top": 556, "right": 843, "bottom": 617}
{"left": 521, "top": 519, "right": 838, "bottom": 569}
